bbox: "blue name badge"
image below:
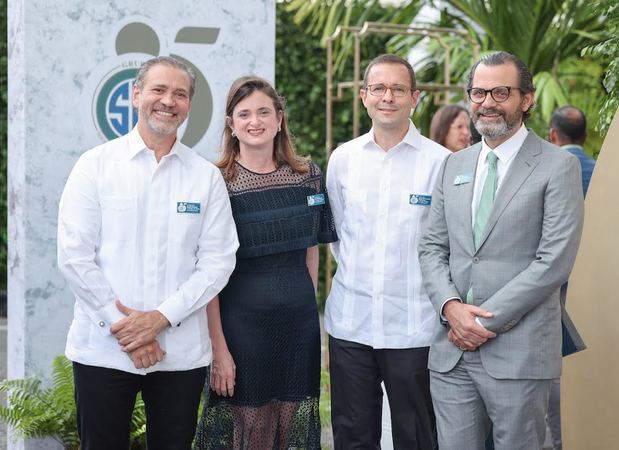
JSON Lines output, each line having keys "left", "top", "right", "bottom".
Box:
{"left": 409, "top": 194, "right": 431, "bottom": 206}
{"left": 454, "top": 172, "right": 473, "bottom": 185}
{"left": 307, "top": 193, "right": 325, "bottom": 206}
{"left": 177, "top": 202, "right": 200, "bottom": 214}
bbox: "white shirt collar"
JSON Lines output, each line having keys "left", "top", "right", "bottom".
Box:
{"left": 363, "top": 120, "right": 423, "bottom": 152}
{"left": 126, "top": 126, "right": 148, "bottom": 160}
{"left": 480, "top": 124, "right": 529, "bottom": 165}
{"left": 126, "top": 126, "right": 189, "bottom": 165}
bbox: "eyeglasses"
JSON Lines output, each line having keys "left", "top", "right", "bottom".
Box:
{"left": 467, "top": 86, "right": 521, "bottom": 104}
{"left": 365, "top": 84, "right": 412, "bottom": 98}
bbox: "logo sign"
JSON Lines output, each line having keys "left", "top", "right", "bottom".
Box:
{"left": 87, "top": 20, "right": 218, "bottom": 146}
{"left": 93, "top": 63, "right": 143, "bottom": 141}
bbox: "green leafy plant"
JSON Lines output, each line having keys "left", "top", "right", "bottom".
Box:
{"left": 319, "top": 368, "right": 331, "bottom": 428}
{"left": 285, "top": 0, "right": 610, "bottom": 155}
{"left": 0, "top": 356, "right": 148, "bottom": 449}
{"left": 286, "top": 0, "right": 423, "bottom": 75}
{"left": 582, "top": 0, "right": 619, "bottom": 134}
{"left": 437, "top": 0, "right": 607, "bottom": 153}
{"left": 0, "top": 356, "right": 80, "bottom": 449}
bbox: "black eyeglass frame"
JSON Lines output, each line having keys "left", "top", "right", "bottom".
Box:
{"left": 467, "top": 86, "right": 522, "bottom": 104}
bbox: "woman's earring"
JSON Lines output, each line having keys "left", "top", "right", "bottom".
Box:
{"left": 278, "top": 125, "right": 281, "bottom": 132}
{"left": 231, "top": 130, "right": 236, "bottom": 137}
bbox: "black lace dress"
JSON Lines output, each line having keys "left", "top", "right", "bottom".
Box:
{"left": 195, "top": 161, "right": 337, "bottom": 450}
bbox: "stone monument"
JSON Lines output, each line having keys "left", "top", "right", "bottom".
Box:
{"left": 7, "top": 1, "right": 275, "bottom": 448}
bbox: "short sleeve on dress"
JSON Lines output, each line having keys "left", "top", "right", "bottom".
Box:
{"left": 224, "top": 160, "right": 338, "bottom": 259}
{"left": 311, "top": 163, "right": 338, "bottom": 244}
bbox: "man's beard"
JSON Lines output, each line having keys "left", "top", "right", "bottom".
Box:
{"left": 472, "top": 106, "right": 522, "bottom": 140}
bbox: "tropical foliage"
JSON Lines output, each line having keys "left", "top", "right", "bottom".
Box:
{"left": 286, "top": 0, "right": 612, "bottom": 157}
{"left": 319, "top": 368, "right": 331, "bottom": 428}
{"left": 0, "top": 356, "right": 79, "bottom": 448}
{"left": 0, "top": 356, "right": 148, "bottom": 449}
{"left": 285, "top": 0, "right": 424, "bottom": 75}
{"left": 439, "top": 0, "right": 607, "bottom": 154}
{"left": 582, "top": 0, "right": 619, "bottom": 134}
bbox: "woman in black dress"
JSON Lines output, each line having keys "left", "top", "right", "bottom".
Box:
{"left": 195, "top": 76, "right": 337, "bottom": 450}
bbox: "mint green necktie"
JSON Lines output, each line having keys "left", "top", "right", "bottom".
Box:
{"left": 473, "top": 151, "right": 499, "bottom": 249}
{"left": 467, "top": 151, "right": 498, "bottom": 304}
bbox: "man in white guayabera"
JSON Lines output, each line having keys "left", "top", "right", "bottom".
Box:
{"left": 326, "top": 54, "right": 449, "bottom": 449}
{"left": 58, "top": 56, "right": 238, "bottom": 450}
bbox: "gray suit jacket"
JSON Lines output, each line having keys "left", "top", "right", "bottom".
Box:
{"left": 418, "top": 131, "right": 584, "bottom": 380}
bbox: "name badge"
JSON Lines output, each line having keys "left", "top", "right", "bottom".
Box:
{"left": 409, "top": 194, "right": 431, "bottom": 206}
{"left": 177, "top": 202, "right": 200, "bottom": 214}
{"left": 454, "top": 172, "right": 473, "bottom": 185}
{"left": 307, "top": 194, "right": 325, "bottom": 206}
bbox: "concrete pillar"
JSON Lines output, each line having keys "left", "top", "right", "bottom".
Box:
{"left": 7, "top": 1, "right": 275, "bottom": 448}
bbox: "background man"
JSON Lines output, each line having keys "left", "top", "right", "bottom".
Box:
{"left": 326, "top": 54, "right": 449, "bottom": 449}
{"left": 550, "top": 105, "right": 596, "bottom": 196}
{"left": 419, "top": 52, "right": 584, "bottom": 450}
{"left": 57, "top": 56, "right": 238, "bottom": 449}
{"left": 546, "top": 104, "right": 596, "bottom": 450}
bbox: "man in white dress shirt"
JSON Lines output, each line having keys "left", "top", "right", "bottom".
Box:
{"left": 57, "top": 56, "right": 238, "bottom": 450}
{"left": 325, "top": 54, "right": 449, "bottom": 449}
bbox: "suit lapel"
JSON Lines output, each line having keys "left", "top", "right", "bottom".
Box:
{"left": 453, "top": 144, "right": 481, "bottom": 252}
{"left": 475, "top": 131, "right": 542, "bottom": 251}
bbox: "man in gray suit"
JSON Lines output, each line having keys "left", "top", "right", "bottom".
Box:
{"left": 418, "top": 52, "right": 584, "bottom": 450}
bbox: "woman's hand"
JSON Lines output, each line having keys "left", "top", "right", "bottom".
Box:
{"left": 210, "top": 347, "right": 236, "bottom": 397}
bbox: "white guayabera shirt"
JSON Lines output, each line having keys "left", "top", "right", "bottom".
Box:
{"left": 325, "top": 121, "right": 449, "bottom": 349}
{"left": 58, "top": 128, "right": 239, "bottom": 374}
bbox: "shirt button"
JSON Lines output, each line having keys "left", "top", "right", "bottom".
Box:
{"left": 99, "top": 321, "right": 105, "bottom": 327}
{"left": 473, "top": 257, "right": 480, "bottom": 263}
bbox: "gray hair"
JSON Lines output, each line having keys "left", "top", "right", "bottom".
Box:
{"left": 467, "top": 51, "right": 535, "bottom": 120}
{"left": 134, "top": 56, "right": 196, "bottom": 99}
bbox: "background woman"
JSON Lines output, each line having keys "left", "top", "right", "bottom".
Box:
{"left": 195, "top": 76, "right": 337, "bottom": 450}
{"left": 429, "top": 104, "right": 472, "bottom": 152}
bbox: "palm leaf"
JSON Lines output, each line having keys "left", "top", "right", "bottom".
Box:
{"left": 534, "top": 71, "right": 568, "bottom": 121}
{"left": 286, "top": 0, "right": 424, "bottom": 74}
